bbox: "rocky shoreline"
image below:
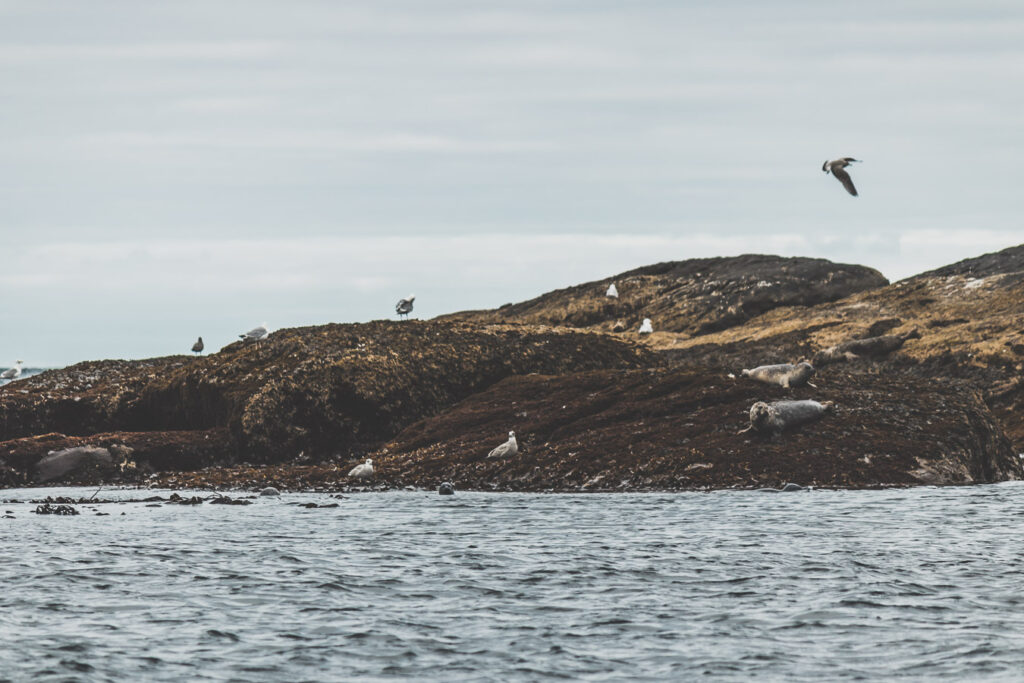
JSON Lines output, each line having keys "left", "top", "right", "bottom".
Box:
{"left": 3, "top": 245, "right": 1024, "bottom": 492}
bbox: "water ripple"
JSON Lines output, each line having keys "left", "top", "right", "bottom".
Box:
{"left": 4, "top": 484, "right": 1024, "bottom": 680}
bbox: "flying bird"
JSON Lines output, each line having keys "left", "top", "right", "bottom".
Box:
{"left": 396, "top": 295, "right": 415, "bottom": 320}
{"left": 1, "top": 360, "right": 24, "bottom": 381}
{"left": 822, "top": 157, "right": 861, "bottom": 196}
{"left": 487, "top": 431, "right": 518, "bottom": 459}
{"left": 191, "top": 337, "right": 204, "bottom": 355}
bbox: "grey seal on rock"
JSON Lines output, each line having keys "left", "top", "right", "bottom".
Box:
{"left": 438, "top": 482, "right": 455, "bottom": 495}
{"left": 259, "top": 486, "right": 281, "bottom": 496}
{"left": 35, "top": 446, "right": 113, "bottom": 483}
{"left": 739, "top": 399, "right": 834, "bottom": 436}
{"left": 813, "top": 329, "right": 921, "bottom": 367}
{"left": 741, "top": 362, "right": 816, "bottom": 389}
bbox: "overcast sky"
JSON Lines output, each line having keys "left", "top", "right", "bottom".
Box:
{"left": 3, "top": 1, "right": 1023, "bottom": 366}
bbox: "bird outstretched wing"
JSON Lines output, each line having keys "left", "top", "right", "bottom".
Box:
{"left": 831, "top": 165, "right": 858, "bottom": 196}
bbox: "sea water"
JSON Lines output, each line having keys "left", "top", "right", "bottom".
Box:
{"left": 2, "top": 483, "right": 1024, "bottom": 681}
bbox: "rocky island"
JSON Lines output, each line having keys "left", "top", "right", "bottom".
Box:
{"left": 3, "top": 245, "right": 1023, "bottom": 491}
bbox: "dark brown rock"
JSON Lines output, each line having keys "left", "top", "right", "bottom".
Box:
{"left": 439, "top": 254, "right": 888, "bottom": 336}
{"left": 652, "top": 244, "right": 1024, "bottom": 452}
{"left": 374, "top": 369, "right": 1019, "bottom": 491}
{"left": 0, "top": 429, "right": 231, "bottom": 488}
{"left": 1, "top": 321, "right": 648, "bottom": 469}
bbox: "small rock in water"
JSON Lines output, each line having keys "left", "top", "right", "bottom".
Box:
{"left": 33, "top": 504, "right": 79, "bottom": 515}
{"left": 208, "top": 496, "right": 253, "bottom": 506}
{"left": 167, "top": 493, "right": 204, "bottom": 505}
{"left": 438, "top": 482, "right": 455, "bottom": 496}
{"left": 260, "top": 487, "right": 281, "bottom": 497}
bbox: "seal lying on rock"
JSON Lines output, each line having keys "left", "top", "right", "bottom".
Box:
{"left": 35, "top": 446, "right": 113, "bottom": 483}
{"left": 739, "top": 399, "right": 834, "bottom": 436}
{"left": 813, "top": 330, "right": 921, "bottom": 367}
{"left": 741, "top": 362, "right": 816, "bottom": 389}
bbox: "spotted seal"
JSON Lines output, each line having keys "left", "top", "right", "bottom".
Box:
{"left": 438, "top": 482, "right": 455, "bottom": 496}
{"left": 741, "top": 361, "right": 816, "bottom": 389}
{"left": 739, "top": 399, "right": 834, "bottom": 436}
{"left": 813, "top": 329, "right": 921, "bottom": 367}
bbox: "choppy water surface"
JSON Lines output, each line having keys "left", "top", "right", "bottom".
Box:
{"left": 3, "top": 484, "right": 1024, "bottom": 681}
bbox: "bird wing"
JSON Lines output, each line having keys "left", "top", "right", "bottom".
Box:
{"left": 831, "top": 165, "right": 858, "bottom": 196}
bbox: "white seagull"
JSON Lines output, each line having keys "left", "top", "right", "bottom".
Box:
{"left": 606, "top": 283, "right": 619, "bottom": 298}
{"left": 1, "top": 360, "right": 24, "bottom": 381}
{"left": 822, "top": 157, "right": 861, "bottom": 196}
{"left": 240, "top": 324, "right": 269, "bottom": 343}
{"left": 348, "top": 458, "right": 374, "bottom": 478}
{"left": 638, "top": 318, "right": 653, "bottom": 335}
{"left": 396, "top": 295, "right": 415, "bottom": 320}
{"left": 487, "top": 431, "right": 518, "bottom": 459}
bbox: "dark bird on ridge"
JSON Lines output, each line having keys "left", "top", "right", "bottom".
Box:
{"left": 396, "top": 295, "right": 415, "bottom": 320}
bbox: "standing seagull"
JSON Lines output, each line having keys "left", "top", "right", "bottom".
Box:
{"left": 1, "top": 360, "right": 24, "bottom": 381}
{"left": 606, "top": 283, "right": 619, "bottom": 298}
{"left": 487, "top": 431, "right": 518, "bottom": 459}
{"left": 191, "top": 337, "right": 204, "bottom": 355}
{"left": 638, "top": 318, "right": 653, "bottom": 335}
{"left": 240, "top": 324, "right": 269, "bottom": 347}
{"left": 348, "top": 458, "right": 374, "bottom": 478}
{"left": 822, "top": 157, "right": 861, "bottom": 196}
{"left": 395, "top": 295, "right": 415, "bottom": 320}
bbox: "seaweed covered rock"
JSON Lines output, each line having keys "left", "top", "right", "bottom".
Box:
{"left": 376, "top": 368, "right": 1019, "bottom": 491}
{"left": 0, "top": 357, "right": 191, "bottom": 441}
{"left": 0, "top": 429, "right": 231, "bottom": 487}
{"left": 440, "top": 254, "right": 888, "bottom": 336}
{"left": 0, "top": 321, "right": 646, "bottom": 466}
{"left": 656, "top": 243, "right": 1024, "bottom": 450}
{"left": 136, "top": 321, "right": 649, "bottom": 461}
